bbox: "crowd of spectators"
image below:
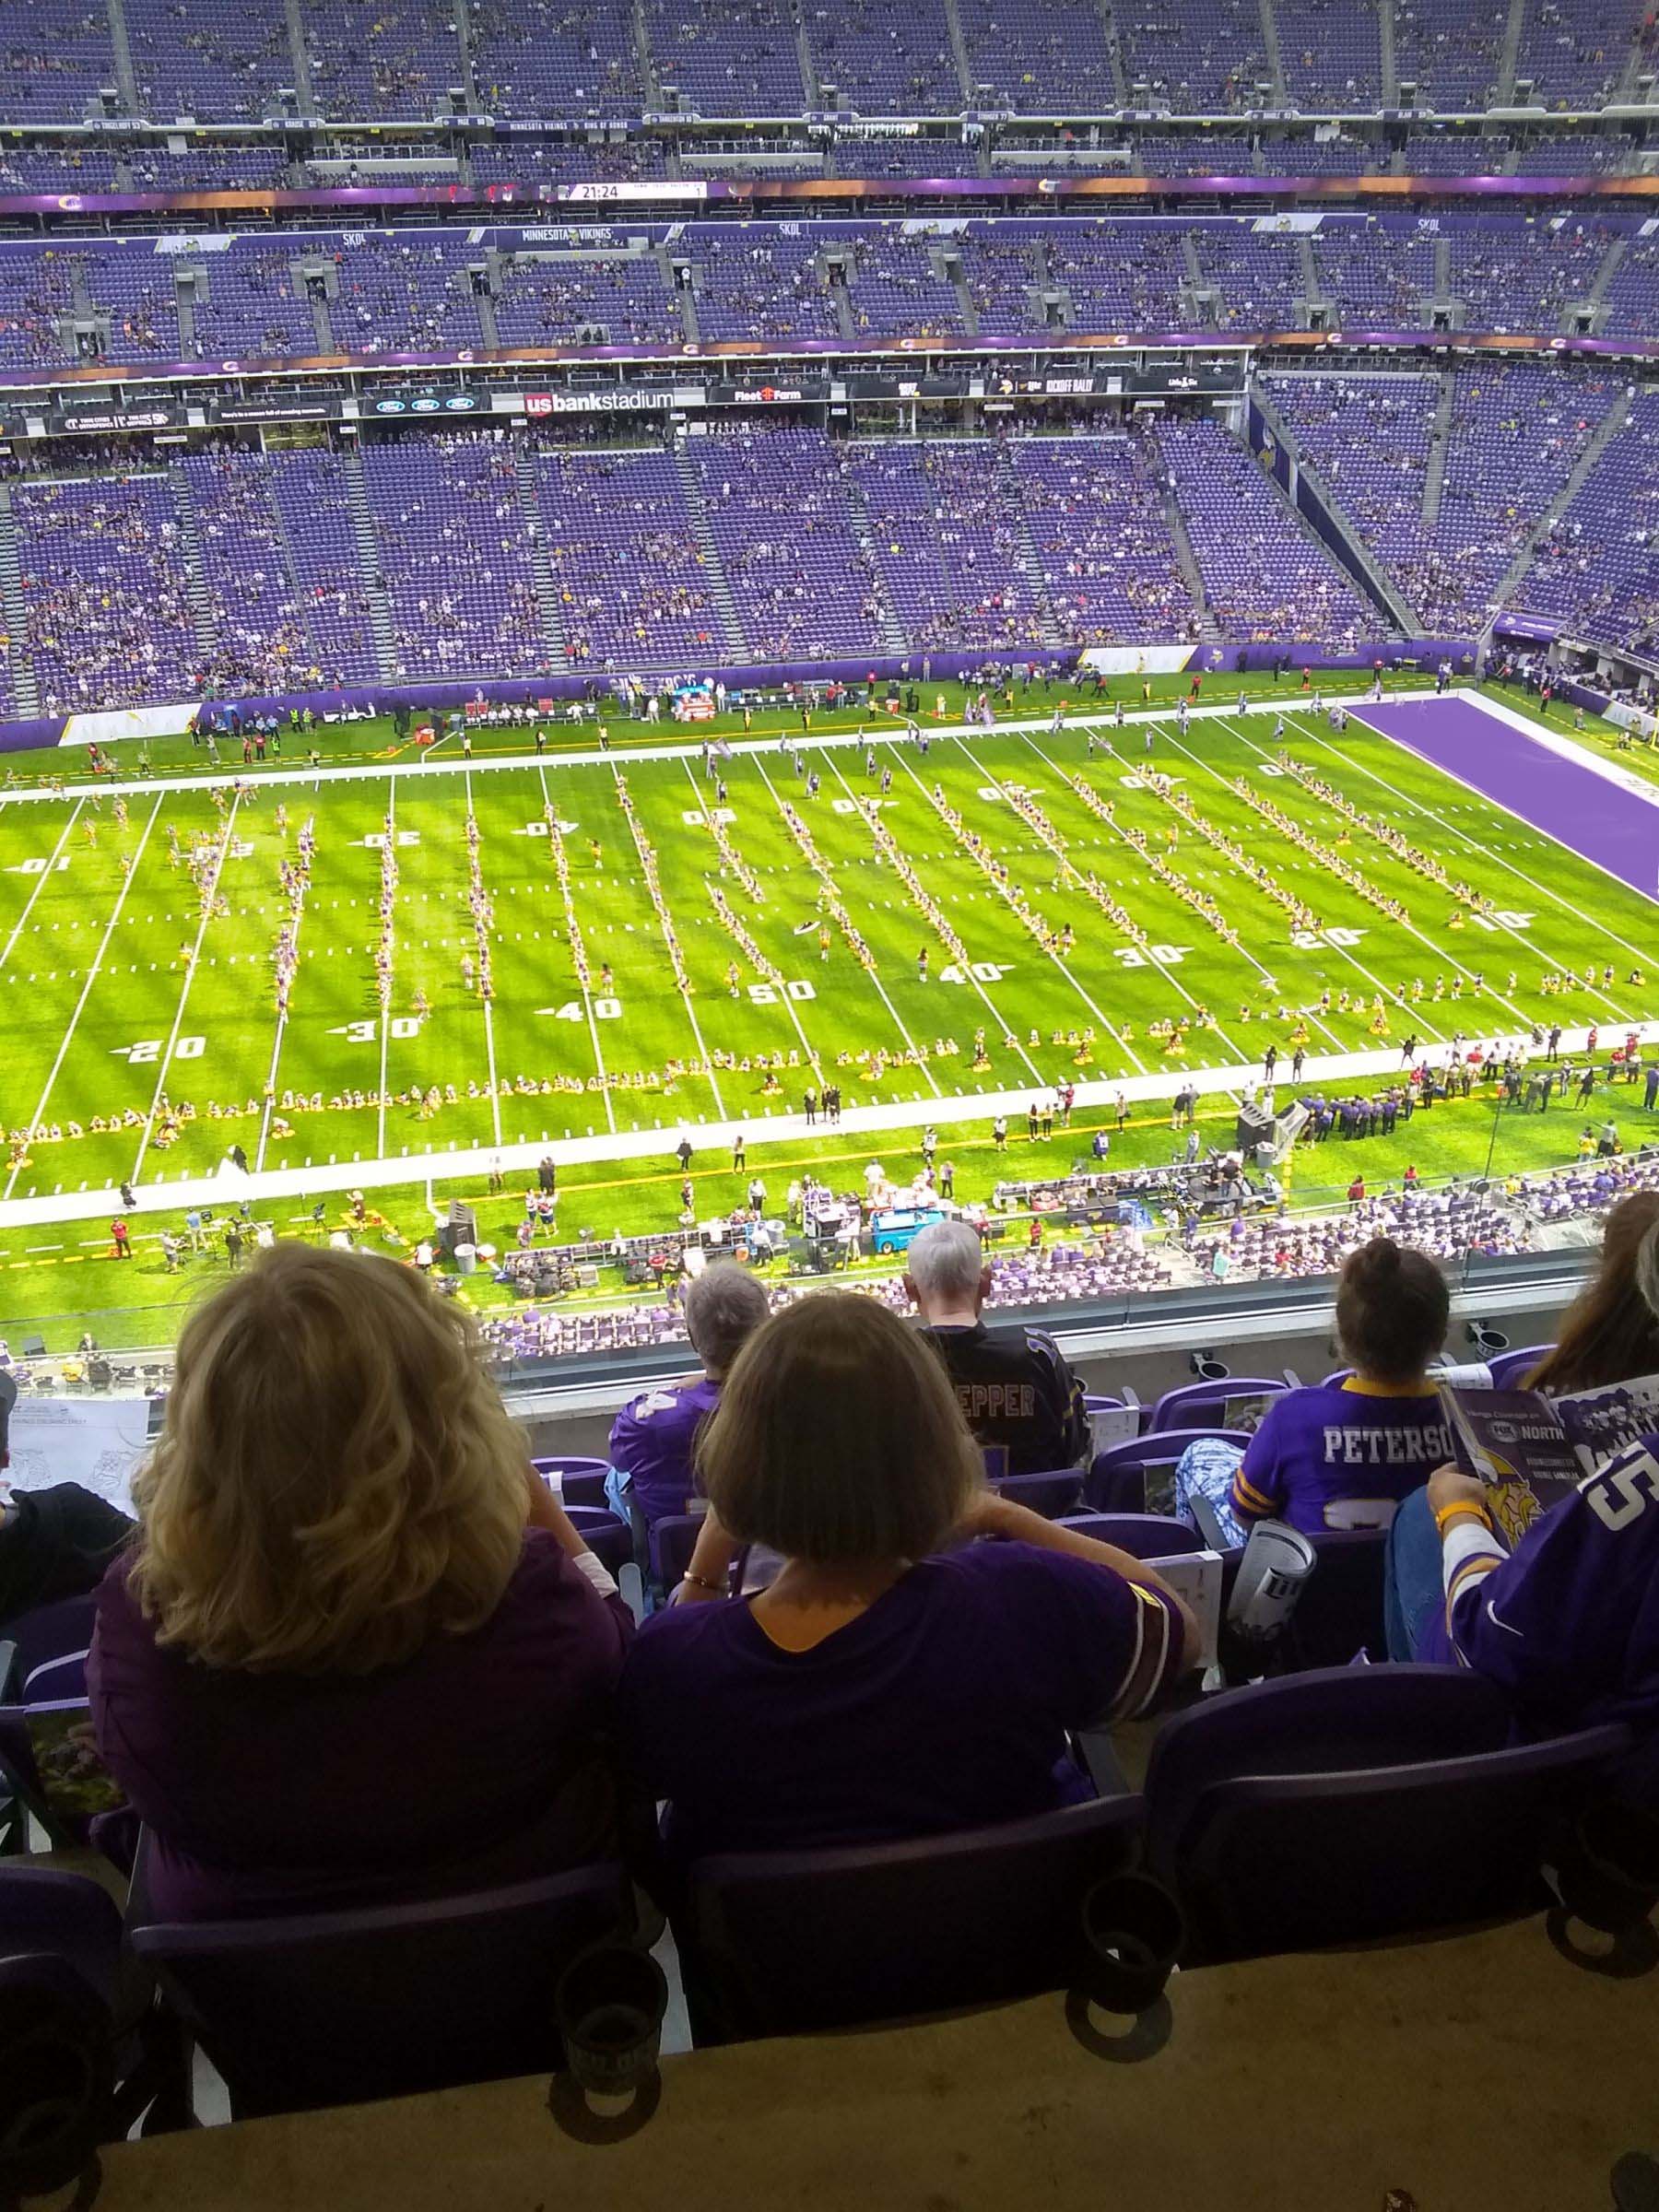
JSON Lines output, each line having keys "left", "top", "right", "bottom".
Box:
{"left": 1512, "top": 389, "right": 1659, "bottom": 662}
{"left": 124, "top": 0, "right": 290, "bottom": 124}
{"left": 1270, "top": 363, "right": 1620, "bottom": 631}
{"left": 5, "top": 379, "right": 1657, "bottom": 706}
{"left": 470, "top": 0, "right": 643, "bottom": 118}
{"left": 1156, "top": 415, "right": 1371, "bottom": 646}
{"left": 535, "top": 444, "right": 725, "bottom": 668}
{"left": 12, "top": 474, "right": 199, "bottom": 713}
{"left": 0, "top": 219, "right": 1646, "bottom": 374}
{"left": 492, "top": 249, "right": 683, "bottom": 348}
{"left": 1010, "top": 434, "right": 1196, "bottom": 646}
{"left": 360, "top": 431, "right": 547, "bottom": 678}
{"left": 0, "top": 0, "right": 1653, "bottom": 128}
{"left": 1114, "top": 0, "right": 1269, "bottom": 111}
{"left": 690, "top": 427, "right": 892, "bottom": 660}
{"left": 1, "top": 1164, "right": 1648, "bottom": 2116}
{"left": 849, "top": 441, "right": 1048, "bottom": 652}
{"left": 182, "top": 446, "right": 324, "bottom": 694}
{"left": 644, "top": 0, "right": 808, "bottom": 114}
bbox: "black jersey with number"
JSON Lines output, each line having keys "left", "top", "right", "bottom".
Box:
{"left": 919, "top": 1323, "right": 1089, "bottom": 1477}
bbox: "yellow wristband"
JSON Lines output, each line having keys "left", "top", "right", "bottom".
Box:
{"left": 1434, "top": 1501, "right": 1492, "bottom": 1535}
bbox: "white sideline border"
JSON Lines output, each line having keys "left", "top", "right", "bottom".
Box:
{"left": 0, "top": 680, "right": 1422, "bottom": 809}
{"left": 1442, "top": 687, "right": 1659, "bottom": 818}
{"left": 2, "top": 1024, "right": 1650, "bottom": 1236}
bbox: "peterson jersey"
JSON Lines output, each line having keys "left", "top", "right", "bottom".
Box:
{"left": 1232, "top": 1380, "right": 1454, "bottom": 1534}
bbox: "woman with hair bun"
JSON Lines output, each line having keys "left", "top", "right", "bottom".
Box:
{"left": 1177, "top": 1237, "right": 1453, "bottom": 1544}
{"left": 89, "top": 1243, "right": 632, "bottom": 1920}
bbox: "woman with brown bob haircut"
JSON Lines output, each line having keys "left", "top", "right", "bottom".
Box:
{"left": 618, "top": 1291, "right": 1195, "bottom": 1865}
{"left": 89, "top": 1242, "right": 633, "bottom": 1921}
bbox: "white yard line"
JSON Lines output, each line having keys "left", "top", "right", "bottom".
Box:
{"left": 376, "top": 782, "right": 395, "bottom": 1162}
{"left": 1334, "top": 702, "right": 1659, "bottom": 997}
{"left": 4, "top": 793, "right": 163, "bottom": 1200}
{"left": 465, "top": 770, "right": 504, "bottom": 1150}
{"left": 254, "top": 818, "right": 310, "bottom": 1172}
{"left": 0, "top": 799, "right": 83, "bottom": 973}
{"left": 131, "top": 793, "right": 241, "bottom": 1183}
{"left": 0, "top": 686, "right": 1429, "bottom": 813}
{"left": 677, "top": 758, "right": 825, "bottom": 1081}
{"left": 535, "top": 763, "right": 616, "bottom": 1135}
{"left": 752, "top": 754, "right": 943, "bottom": 1100}
{"left": 610, "top": 763, "right": 726, "bottom": 1121}
{"left": 882, "top": 741, "right": 1132, "bottom": 1084}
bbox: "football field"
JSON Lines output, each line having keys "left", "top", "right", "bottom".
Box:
{"left": 1, "top": 692, "right": 1655, "bottom": 1214}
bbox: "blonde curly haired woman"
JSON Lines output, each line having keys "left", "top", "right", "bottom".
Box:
{"left": 90, "top": 1243, "right": 632, "bottom": 1920}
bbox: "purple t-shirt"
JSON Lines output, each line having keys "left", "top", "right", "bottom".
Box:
{"left": 1232, "top": 1381, "right": 1455, "bottom": 1534}
{"left": 608, "top": 1373, "right": 721, "bottom": 1527}
{"left": 88, "top": 1529, "right": 633, "bottom": 1921}
{"left": 618, "top": 1539, "right": 1184, "bottom": 1864}
{"left": 1425, "top": 1430, "right": 1659, "bottom": 1806}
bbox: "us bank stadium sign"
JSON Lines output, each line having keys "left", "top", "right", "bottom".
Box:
{"left": 522, "top": 388, "right": 685, "bottom": 414}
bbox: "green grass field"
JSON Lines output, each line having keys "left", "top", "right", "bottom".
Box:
{"left": 1, "top": 678, "right": 1655, "bottom": 1353}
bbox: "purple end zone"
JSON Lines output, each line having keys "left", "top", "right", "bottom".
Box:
{"left": 1360, "top": 694, "right": 1659, "bottom": 904}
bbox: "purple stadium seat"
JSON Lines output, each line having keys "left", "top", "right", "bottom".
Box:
{"left": 0, "top": 1866, "right": 190, "bottom": 2142}
{"left": 989, "top": 1469, "right": 1085, "bottom": 1519}
{"left": 1287, "top": 1528, "right": 1391, "bottom": 1670}
{"left": 130, "top": 1862, "right": 631, "bottom": 2117}
{"left": 0, "top": 1594, "right": 97, "bottom": 1691}
{"left": 1146, "top": 1377, "right": 1292, "bottom": 1434}
{"left": 1487, "top": 1345, "right": 1556, "bottom": 1388}
{"left": 1056, "top": 1513, "right": 1205, "bottom": 1559}
{"left": 531, "top": 1458, "right": 611, "bottom": 1511}
{"left": 679, "top": 1794, "right": 1146, "bottom": 2042}
{"left": 0, "top": 1952, "right": 114, "bottom": 2196}
{"left": 0, "top": 1596, "right": 102, "bottom": 1850}
{"left": 648, "top": 1512, "right": 708, "bottom": 1598}
{"left": 0, "top": 1865, "right": 129, "bottom": 2021}
{"left": 561, "top": 1507, "right": 634, "bottom": 1582}
{"left": 1146, "top": 1668, "right": 1630, "bottom": 1962}
{"left": 1087, "top": 1430, "right": 1253, "bottom": 1514}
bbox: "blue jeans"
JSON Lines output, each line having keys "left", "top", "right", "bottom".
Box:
{"left": 1383, "top": 1485, "right": 1461, "bottom": 1661}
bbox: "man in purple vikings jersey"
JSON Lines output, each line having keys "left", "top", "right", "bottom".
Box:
{"left": 1380, "top": 1441, "right": 1659, "bottom": 1806}
{"left": 606, "top": 1264, "right": 771, "bottom": 1539}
